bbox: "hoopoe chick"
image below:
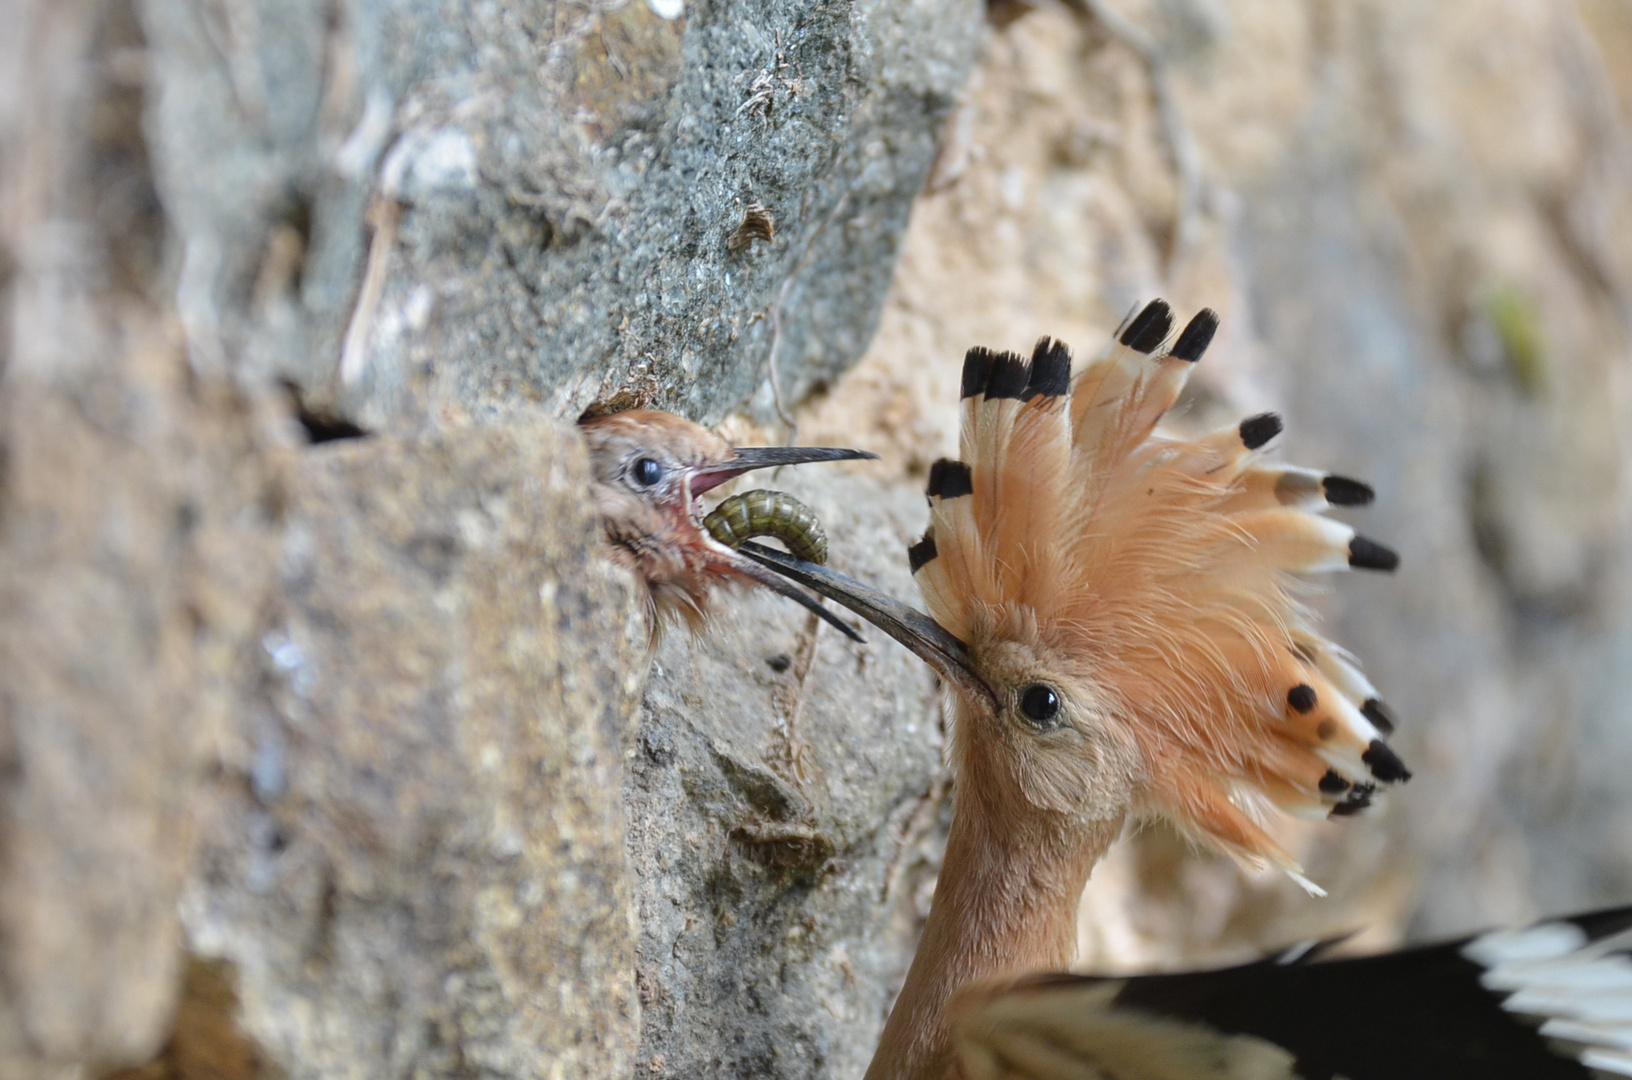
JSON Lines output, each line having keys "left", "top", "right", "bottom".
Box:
{"left": 740, "top": 300, "right": 1407, "bottom": 1080}
{"left": 579, "top": 408, "right": 875, "bottom": 639}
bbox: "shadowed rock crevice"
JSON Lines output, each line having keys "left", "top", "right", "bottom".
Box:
{"left": 105, "top": 958, "right": 277, "bottom": 1080}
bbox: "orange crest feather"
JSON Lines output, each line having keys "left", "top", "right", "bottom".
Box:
{"left": 913, "top": 301, "right": 1407, "bottom": 882}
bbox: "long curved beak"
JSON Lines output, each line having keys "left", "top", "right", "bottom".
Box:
{"left": 725, "top": 550, "right": 867, "bottom": 642}
{"left": 737, "top": 542, "right": 998, "bottom": 711}
{"left": 691, "top": 446, "right": 879, "bottom": 496}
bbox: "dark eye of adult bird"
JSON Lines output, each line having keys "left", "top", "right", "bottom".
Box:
{"left": 632, "top": 457, "right": 663, "bottom": 487}
{"left": 1020, "top": 683, "right": 1061, "bottom": 725}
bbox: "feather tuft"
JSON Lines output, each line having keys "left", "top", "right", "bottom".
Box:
{"left": 927, "top": 459, "right": 974, "bottom": 500}
{"left": 920, "top": 301, "right": 1405, "bottom": 881}
{"left": 1025, "top": 338, "right": 1073, "bottom": 399}
{"left": 908, "top": 531, "right": 938, "bottom": 573}
{"left": 961, "top": 347, "right": 1000, "bottom": 399}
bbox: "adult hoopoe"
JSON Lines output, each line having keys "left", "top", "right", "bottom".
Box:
{"left": 736, "top": 297, "right": 1524, "bottom": 1078}
{"left": 590, "top": 315, "right": 1631, "bottom": 1077}
{"left": 579, "top": 408, "right": 874, "bottom": 639}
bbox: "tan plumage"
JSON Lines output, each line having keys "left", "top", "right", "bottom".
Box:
{"left": 915, "top": 301, "right": 1405, "bottom": 878}
{"left": 741, "top": 300, "right": 1404, "bottom": 1080}
{"left": 883, "top": 301, "right": 1403, "bottom": 1078}
{"left": 737, "top": 306, "right": 1628, "bottom": 1080}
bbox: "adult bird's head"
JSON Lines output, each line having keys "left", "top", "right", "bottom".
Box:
{"left": 579, "top": 408, "right": 877, "bottom": 638}
{"left": 749, "top": 300, "right": 1407, "bottom": 885}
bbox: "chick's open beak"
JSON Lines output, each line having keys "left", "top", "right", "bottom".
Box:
{"left": 689, "top": 446, "right": 879, "bottom": 497}
{"left": 684, "top": 445, "right": 878, "bottom": 642}
{"left": 737, "top": 542, "right": 998, "bottom": 711}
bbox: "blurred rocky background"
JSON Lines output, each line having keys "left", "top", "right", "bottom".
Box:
{"left": 3, "top": 0, "right": 1631, "bottom": 1078}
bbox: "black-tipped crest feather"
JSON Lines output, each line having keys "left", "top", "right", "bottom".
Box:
{"left": 1239, "top": 412, "right": 1282, "bottom": 450}
{"left": 1348, "top": 536, "right": 1400, "bottom": 572}
{"left": 1119, "top": 298, "right": 1174, "bottom": 353}
{"left": 927, "top": 458, "right": 974, "bottom": 500}
{"left": 1024, "top": 338, "right": 1072, "bottom": 399}
{"left": 908, "top": 532, "right": 938, "bottom": 573}
{"left": 984, "top": 351, "right": 1031, "bottom": 400}
{"left": 1169, "top": 308, "right": 1219, "bottom": 362}
{"left": 1322, "top": 475, "right": 1376, "bottom": 506}
{"left": 1360, "top": 698, "right": 1396, "bottom": 735}
{"left": 1362, "top": 739, "right": 1411, "bottom": 782}
{"left": 961, "top": 347, "right": 999, "bottom": 399}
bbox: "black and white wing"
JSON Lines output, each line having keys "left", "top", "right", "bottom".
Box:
{"left": 949, "top": 906, "right": 1632, "bottom": 1080}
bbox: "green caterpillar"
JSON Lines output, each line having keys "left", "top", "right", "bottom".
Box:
{"left": 704, "top": 489, "right": 828, "bottom": 565}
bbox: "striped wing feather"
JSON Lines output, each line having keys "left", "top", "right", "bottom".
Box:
{"left": 948, "top": 908, "right": 1632, "bottom": 1080}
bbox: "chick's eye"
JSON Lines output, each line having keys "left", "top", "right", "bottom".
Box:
{"left": 1019, "top": 683, "right": 1061, "bottom": 727}
{"left": 632, "top": 457, "right": 663, "bottom": 487}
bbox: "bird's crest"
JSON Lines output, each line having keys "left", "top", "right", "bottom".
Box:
{"left": 910, "top": 300, "right": 1407, "bottom": 886}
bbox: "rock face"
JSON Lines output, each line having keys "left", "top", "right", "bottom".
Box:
{"left": 1, "top": 0, "right": 976, "bottom": 1076}
{"left": 7, "top": 0, "right": 1632, "bottom": 1077}
{"left": 628, "top": 469, "right": 942, "bottom": 1080}
{"left": 174, "top": 423, "right": 647, "bottom": 1080}
{"left": 136, "top": 0, "right": 982, "bottom": 428}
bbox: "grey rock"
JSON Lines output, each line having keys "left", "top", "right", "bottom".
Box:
{"left": 176, "top": 422, "right": 646, "bottom": 1080}
{"left": 628, "top": 469, "right": 943, "bottom": 1080}
{"left": 136, "top": 0, "right": 984, "bottom": 428}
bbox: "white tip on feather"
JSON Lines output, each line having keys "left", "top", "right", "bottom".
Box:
{"left": 1285, "top": 868, "right": 1327, "bottom": 898}
{"left": 1462, "top": 922, "right": 1588, "bottom": 968}
{"left": 1582, "top": 1046, "right": 1632, "bottom": 1077}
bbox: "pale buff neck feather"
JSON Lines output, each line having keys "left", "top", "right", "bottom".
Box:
{"left": 865, "top": 780, "right": 1125, "bottom": 1080}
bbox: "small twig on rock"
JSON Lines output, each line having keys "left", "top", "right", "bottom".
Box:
{"left": 340, "top": 195, "right": 400, "bottom": 386}
{"left": 777, "top": 611, "right": 823, "bottom": 785}
{"left": 735, "top": 70, "right": 778, "bottom": 119}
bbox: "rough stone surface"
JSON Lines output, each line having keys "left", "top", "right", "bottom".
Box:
{"left": 0, "top": 2, "right": 277, "bottom": 1076}
{"left": 136, "top": 0, "right": 983, "bottom": 429}
{"left": 628, "top": 468, "right": 942, "bottom": 1080}
{"left": 3, "top": 0, "right": 980, "bottom": 1073}
{"left": 172, "top": 422, "right": 646, "bottom": 1080}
